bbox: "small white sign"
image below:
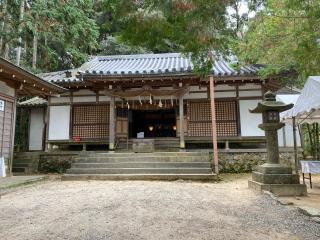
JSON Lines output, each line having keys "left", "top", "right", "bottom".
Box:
{"left": 137, "top": 132, "right": 144, "bottom": 139}
{"left": 0, "top": 100, "right": 4, "bottom": 112}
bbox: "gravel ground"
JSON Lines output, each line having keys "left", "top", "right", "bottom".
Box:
{"left": 0, "top": 176, "right": 319, "bottom": 240}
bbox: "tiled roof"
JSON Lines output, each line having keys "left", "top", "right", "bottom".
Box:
{"left": 41, "top": 53, "right": 263, "bottom": 83}
{"left": 39, "top": 69, "right": 81, "bottom": 84}
{"left": 18, "top": 97, "right": 47, "bottom": 106}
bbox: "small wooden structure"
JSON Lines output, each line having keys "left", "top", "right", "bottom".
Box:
{"left": 0, "top": 57, "right": 65, "bottom": 174}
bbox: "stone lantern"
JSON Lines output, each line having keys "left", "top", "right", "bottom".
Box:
{"left": 248, "top": 91, "right": 307, "bottom": 196}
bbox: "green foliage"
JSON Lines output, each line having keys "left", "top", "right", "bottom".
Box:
{"left": 1, "top": 0, "right": 99, "bottom": 71}
{"left": 98, "top": 36, "right": 150, "bottom": 55}
{"left": 234, "top": 0, "right": 320, "bottom": 86}
{"left": 101, "top": 0, "right": 232, "bottom": 74}
{"left": 38, "top": 157, "right": 71, "bottom": 174}
{"left": 301, "top": 123, "right": 320, "bottom": 160}
{"left": 214, "top": 152, "right": 265, "bottom": 173}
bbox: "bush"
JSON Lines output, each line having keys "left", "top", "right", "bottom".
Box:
{"left": 38, "top": 157, "right": 72, "bottom": 174}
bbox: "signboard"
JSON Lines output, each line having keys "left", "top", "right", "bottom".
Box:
{"left": 0, "top": 100, "right": 4, "bottom": 112}
{"left": 137, "top": 132, "right": 144, "bottom": 139}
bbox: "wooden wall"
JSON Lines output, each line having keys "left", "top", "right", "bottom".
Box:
{"left": 72, "top": 104, "right": 110, "bottom": 140}
{"left": 0, "top": 92, "right": 15, "bottom": 173}
{"left": 47, "top": 83, "right": 264, "bottom": 143}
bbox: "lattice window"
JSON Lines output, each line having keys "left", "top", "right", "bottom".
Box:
{"left": 72, "top": 104, "right": 110, "bottom": 140}
{"left": 187, "top": 100, "right": 239, "bottom": 137}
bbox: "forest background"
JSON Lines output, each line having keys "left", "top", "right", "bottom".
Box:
{"left": 2, "top": 0, "right": 320, "bottom": 157}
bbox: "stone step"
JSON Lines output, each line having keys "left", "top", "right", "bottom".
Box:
{"left": 67, "top": 167, "right": 212, "bottom": 175}
{"left": 62, "top": 173, "right": 218, "bottom": 181}
{"left": 12, "top": 162, "right": 35, "bottom": 174}
{"left": 12, "top": 163, "right": 31, "bottom": 168}
{"left": 94, "top": 152, "right": 209, "bottom": 157}
{"left": 13, "top": 159, "right": 36, "bottom": 163}
{"left": 72, "top": 162, "right": 211, "bottom": 169}
{"left": 74, "top": 156, "right": 209, "bottom": 163}
{"left": 12, "top": 167, "right": 27, "bottom": 173}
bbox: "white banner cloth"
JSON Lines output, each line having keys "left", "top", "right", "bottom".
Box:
{"left": 301, "top": 161, "right": 320, "bottom": 174}
{"left": 282, "top": 76, "right": 320, "bottom": 123}
{"left": 0, "top": 157, "right": 6, "bottom": 177}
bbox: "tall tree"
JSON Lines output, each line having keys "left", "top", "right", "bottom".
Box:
{"left": 101, "top": 0, "right": 233, "bottom": 74}
{"left": 16, "top": 0, "right": 25, "bottom": 66}
{"left": 0, "top": 0, "right": 8, "bottom": 55}
{"left": 234, "top": 0, "right": 320, "bottom": 85}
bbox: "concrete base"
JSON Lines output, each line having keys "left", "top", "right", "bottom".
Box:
{"left": 254, "top": 164, "right": 292, "bottom": 174}
{"left": 248, "top": 180, "right": 307, "bottom": 196}
{"left": 252, "top": 172, "right": 300, "bottom": 184}
{"left": 249, "top": 163, "right": 307, "bottom": 196}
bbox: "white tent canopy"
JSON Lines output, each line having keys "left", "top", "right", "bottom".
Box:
{"left": 283, "top": 76, "right": 320, "bottom": 123}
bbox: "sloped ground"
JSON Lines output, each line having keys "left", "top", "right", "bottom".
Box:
{"left": 0, "top": 175, "right": 319, "bottom": 240}
{"left": 0, "top": 175, "right": 47, "bottom": 193}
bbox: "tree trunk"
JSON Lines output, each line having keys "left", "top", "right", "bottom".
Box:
{"left": 0, "top": 0, "right": 8, "bottom": 55}
{"left": 4, "top": 42, "right": 10, "bottom": 59}
{"left": 16, "top": 0, "right": 26, "bottom": 66}
{"left": 44, "top": 35, "right": 48, "bottom": 71}
{"left": 32, "top": 31, "right": 38, "bottom": 69}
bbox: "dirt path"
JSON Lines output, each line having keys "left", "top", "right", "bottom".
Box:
{"left": 0, "top": 176, "right": 319, "bottom": 240}
{"left": 279, "top": 175, "right": 320, "bottom": 209}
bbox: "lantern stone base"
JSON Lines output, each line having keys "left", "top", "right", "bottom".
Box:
{"left": 248, "top": 164, "right": 307, "bottom": 196}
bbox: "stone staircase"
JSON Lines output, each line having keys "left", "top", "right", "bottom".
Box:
{"left": 62, "top": 152, "right": 217, "bottom": 181}
{"left": 12, "top": 152, "right": 41, "bottom": 175}
{"left": 115, "top": 138, "right": 180, "bottom": 151}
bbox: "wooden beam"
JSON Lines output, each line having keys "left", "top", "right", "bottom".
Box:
{"left": 209, "top": 76, "right": 219, "bottom": 174}
{"left": 109, "top": 96, "right": 115, "bottom": 151}
{"left": 179, "top": 95, "right": 185, "bottom": 149}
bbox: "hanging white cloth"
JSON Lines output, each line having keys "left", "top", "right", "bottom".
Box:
{"left": 0, "top": 157, "right": 6, "bottom": 177}
{"left": 282, "top": 76, "right": 320, "bottom": 123}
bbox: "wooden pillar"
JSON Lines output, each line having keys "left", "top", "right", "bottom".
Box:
{"left": 179, "top": 95, "right": 185, "bottom": 149}
{"left": 9, "top": 95, "right": 17, "bottom": 175}
{"left": 45, "top": 96, "right": 51, "bottom": 152}
{"left": 109, "top": 96, "right": 115, "bottom": 151}
{"left": 292, "top": 117, "right": 298, "bottom": 174}
{"left": 209, "top": 76, "right": 219, "bottom": 174}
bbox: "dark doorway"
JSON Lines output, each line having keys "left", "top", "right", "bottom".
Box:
{"left": 130, "top": 109, "right": 177, "bottom": 138}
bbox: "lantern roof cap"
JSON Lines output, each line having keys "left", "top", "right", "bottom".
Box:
{"left": 250, "top": 91, "right": 294, "bottom": 113}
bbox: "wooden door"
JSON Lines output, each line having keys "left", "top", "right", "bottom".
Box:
{"left": 176, "top": 116, "right": 188, "bottom": 137}
{"left": 116, "top": 117, "right": 128, "bottom": 138}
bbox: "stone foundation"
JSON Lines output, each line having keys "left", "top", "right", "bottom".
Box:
{"left": 13, "top": 151, "right": 79, "bottom": 174}
{"left": 217, "top": 148, "right": 302, "bottom": 173}
{"left": 13, "top": 148, "right": 302, "bottom": 174}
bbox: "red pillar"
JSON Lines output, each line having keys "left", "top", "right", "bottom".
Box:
{"left": 209, "top": 76, "right": 219, "bottom": 174}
